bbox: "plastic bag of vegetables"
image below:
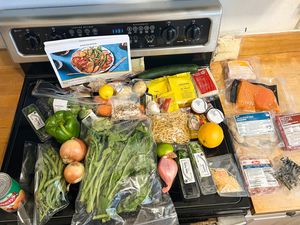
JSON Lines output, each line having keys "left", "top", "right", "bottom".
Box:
{"left": 72, "top": 119, "right": 179, "bottom": 225}
{"left": 34, "top": 143, "right": 69, "bottom": 225}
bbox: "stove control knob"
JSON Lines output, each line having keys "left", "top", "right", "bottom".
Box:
{"left": 50, "top": 32, "right": 62, "bottom": 40}
{"left": 185, "top": 25, "right": 201, "bottom": 41}
{"left": 162, "top": 26, "right": 177, "bottom": 43}
{"left": 25, "top": 32, "right": 41, "bottom": 49}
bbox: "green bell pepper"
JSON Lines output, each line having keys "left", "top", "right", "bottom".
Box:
{"left": 45, "top": 110, "right": 80, "bottom": 143}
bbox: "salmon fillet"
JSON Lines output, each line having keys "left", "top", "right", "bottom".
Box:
{"left": 236, "top": 80, "right": 279, "bottom": 112}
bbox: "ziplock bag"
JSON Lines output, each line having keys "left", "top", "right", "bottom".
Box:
{"left": 207, "top": 154, "right": 247, "bottom": 197}
{"left": 34, "top": 143, "right": 68, "bottom": 225}
{"left": 72, "top": 120, "right": 179, "bottom": 225}
{"left": 17, "top": 142, "right": 37, "bottom": 225}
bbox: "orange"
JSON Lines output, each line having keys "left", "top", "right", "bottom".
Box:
{"left": 198, "top": 122, "right": 224, "bottom": 148}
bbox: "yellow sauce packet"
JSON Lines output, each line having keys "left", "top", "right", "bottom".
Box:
{"left": 167, "top": 73, "right": 197, "bottom": 107}
{"left": 157, "top": 91, "right": 179, "bottom": 113}
{"left": 147, "top": 77, "right": 169, "bottom": 100}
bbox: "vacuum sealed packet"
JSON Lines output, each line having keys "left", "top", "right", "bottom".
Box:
{"left": 275, "top": 113, "right": 300, "bottom": 150}
{"left": 226, "top": 112, "right": 280, "bottom": 150}
{"left": 240, "top": 157, "right": 279, "bottom": 196}
{"left": 34, "top": 143, "right": 68, "bottom": 225}
{"left": 226, "top": 77, "right": 293, "bottom": 114}
{"left": 207, "top": 154, "right": 247, "bottom": 197}
{"left": 72, "top": 120, "right": 179, "bottom": 225}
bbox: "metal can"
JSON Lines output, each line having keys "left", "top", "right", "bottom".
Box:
{"left": 0, "top": 172, "right": 25, "bottom": 212}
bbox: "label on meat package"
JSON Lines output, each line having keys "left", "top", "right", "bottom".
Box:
{"left": 27, "top": 111, "right": 45, "bottom": 130}
{"left": 179, "top": 158, "right": 196, "bottom": 184}
{"left": 194, "top": 153, "right": 211, "bottom": 177}
{"left": 235, "top": 112, "right": 274, "bottom": 136}
{"left": 276, "top": 113, "right": 300, "bottom": 150}
{"left": 53, "top": 99, "right": 68, "bottom": 112}
{"left": 241, "top": 159, "right": 279, "bottom": 189}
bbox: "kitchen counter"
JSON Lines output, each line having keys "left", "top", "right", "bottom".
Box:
{"left": 0, "top": 31, "right": 300, "bottom": 216}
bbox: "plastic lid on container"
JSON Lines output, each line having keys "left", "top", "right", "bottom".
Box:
{"left": 191, "top": 98, "right": 208, "bottom": 114}
{"left": 0, "top": 172, "right": 11, "bottom": 198}
{"left": 207, "top": 108, "right": 224, "bottom": 124}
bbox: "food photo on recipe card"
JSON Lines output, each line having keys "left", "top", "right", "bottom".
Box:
{"left": 44, "top": 35, "right": 131, "bottom": 88}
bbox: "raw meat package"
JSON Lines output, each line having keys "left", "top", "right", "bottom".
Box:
{"left": 240, "top": 158, "right": 279, "bottom": 196}
{"left": 275, "top": 113, "right": 300, "bottom": 150}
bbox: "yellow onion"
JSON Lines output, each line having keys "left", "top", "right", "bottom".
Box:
{"left": 64, "top": 162, "right": 85, "bottom": 184}
{"left": 60, "top": 138, "right": 87, "bottom": 164}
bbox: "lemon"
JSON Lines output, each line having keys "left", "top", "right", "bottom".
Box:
{"left": 198, "top": 122, "right": 224, "bottom": 148}
{"left": 156, "top": 143, "right": 174, "bottom": 157}
{"left": 99, "top": 85, "right": 114, "bottom": 100}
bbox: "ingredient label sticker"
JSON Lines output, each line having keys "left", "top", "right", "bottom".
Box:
{"left": 241, "top": 159, "right": 279, "bottom": 189}
{"left": 277, "top": 114, "right": 300, "bottom": 148}
{"left": 28, "top": 111, "right": 45, "bottom": 130}
{"left": 179, "top": 158, "right": 196, "bottom": 184}
{"left": 82, "top": 111, "right": 98, "bottom": 127}
{"left": 235, "top": 112, "right": 274, "bottom": 136}
{"left": 194, "top": 153, "right": 211, "bottom": 177}
{"left": 53, "top": 99, "right": 68, "bottom": 113}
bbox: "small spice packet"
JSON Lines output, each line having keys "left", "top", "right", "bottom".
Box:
{"left": 22, "top": 104, "right": 51, "bottom": 142}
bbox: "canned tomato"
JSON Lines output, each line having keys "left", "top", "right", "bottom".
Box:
{"left": 0, "top": 172, "right": 25, "bottom": 212}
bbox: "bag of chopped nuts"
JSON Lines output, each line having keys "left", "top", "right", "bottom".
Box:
{"left": 111, "top": 94, "right": 146, "bottom": 121}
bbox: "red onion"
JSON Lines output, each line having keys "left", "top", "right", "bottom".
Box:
{"left": 158, "top": 156, "right": 178, "bottom": 193}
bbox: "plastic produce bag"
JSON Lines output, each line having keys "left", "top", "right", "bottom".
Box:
{"left": 17, "top": 142, "right": 37, "bottom": 225}
{"left": 207, "top": 154, "right": 247, "bottom": 197}
{"left": 34, "top": 143, "right": 69, "bottom": 225}
{"left": 150, "top": 110, "right": 190, "bottom": 144}
{"left": 72, "top": 120, "right": 178, "bottom": 225}
{"left": 111, "top": 94, "right": 145, "bottom": 121}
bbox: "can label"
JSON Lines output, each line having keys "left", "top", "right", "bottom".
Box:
{"left": 0, "top": 174, "right": 22, "bottom": 212}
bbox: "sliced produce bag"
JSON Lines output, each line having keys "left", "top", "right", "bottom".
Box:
{"left": 72, "top": 120, "right": 178, "bottom": 225}
{"left": 34, "top": 143, "right": 69, "bottom": 225}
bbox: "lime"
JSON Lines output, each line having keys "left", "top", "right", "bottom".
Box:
{"left": 156, "top": 143, "right": 174, "bottom": 157}
{"left": 198, "top": 122, "right": 224, "bottom": 148}
{"left": 99, "top": 84, "right": 114, "bottom": 100}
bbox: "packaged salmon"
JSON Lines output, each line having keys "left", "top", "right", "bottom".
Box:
{"left": 226, "top": 77, "right": 293, "bottom": 114}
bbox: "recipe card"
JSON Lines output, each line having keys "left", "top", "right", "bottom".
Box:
{"left": 45, "top": 35, "right": 131, "bottom": 88}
